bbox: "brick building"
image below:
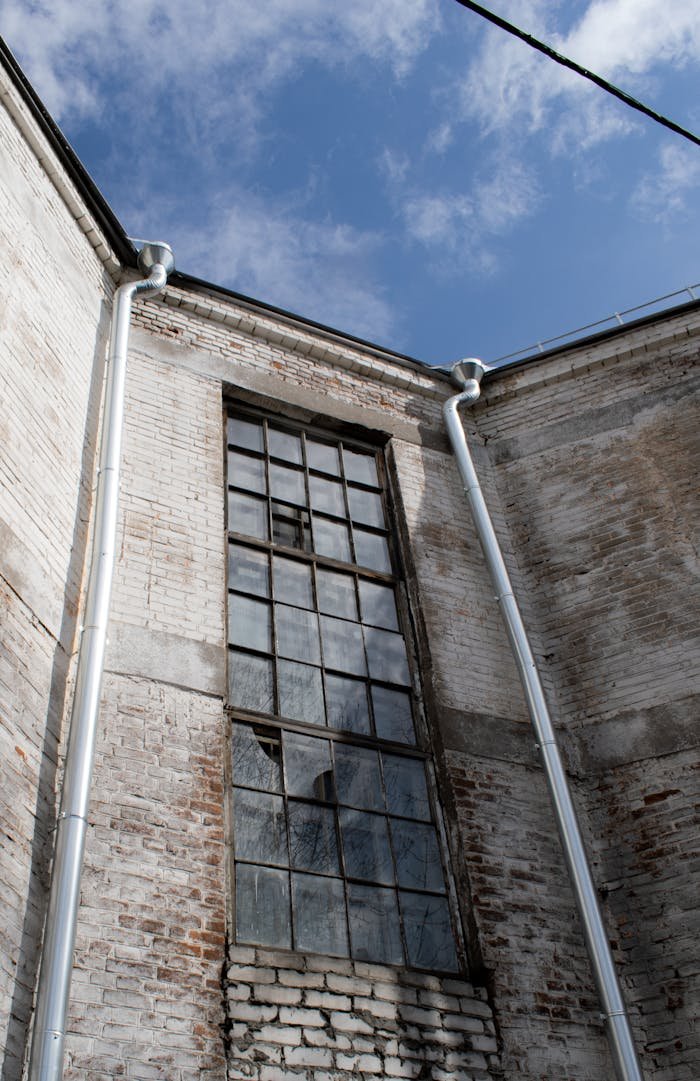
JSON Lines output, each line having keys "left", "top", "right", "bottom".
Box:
{"left": 1, "top": 39, "right": 698, "bottom": 1081}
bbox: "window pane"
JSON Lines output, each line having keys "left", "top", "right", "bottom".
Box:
{"left": 325, "top": 674, "right": 370, "bottom": 734}
{"left": 269, "top": 427, "right": 302, "bottom": 464}
{"left": 228, "top": 490, "right": 268, "bottom": 541}
{"left": 348, "top": 486, "right": 385, "bottom": 528}
{"left": 236, "top": 864, "right": 290, "bottom": 948}
{"left": 276, "top": 604, "right": 320, "bottom": 665}
{"left": 334, "top": 745, "right": 383, "bottom": 811}
{"left": 288, "top": 802, "right": 339, "bottom": 874}
{"left": 271, "top": 503, "right": 311, "bottom": 551}
{"left": 343, "top": 448, "right": 379, "bottom": 487}
{"left": 313, "top": 517, "right": 352, "bottom": 563}
{"left": 234, "top": 789, "right": 288, "bottom": 865}
{"left": 307, "top": 440, "right": 340, "bottom": 475}
{"left": 228, "top": 595, "right": 271, "bottom": 652}
{"left": 364, "top": 627, "right": 410, "bottom": 685}
{"left": 269, "top": 463, "right": 306, "bottom": 506}
{"left": 383, "top": 755, "right": 430, "bottom": 820}
{"left": 278, "top": 660, "right": 325, "bottom": 726}
{"left": 316, "top": 569, "right": 357, "bottom": 620}
{"left": 309, "top": 475, "right": 346, "bottom": 517}
{"left": 285, "top": 732, "right": 335, "bottom": 801}
{"left": 320, "top": 615, "right": 366, "bottom": 676}
{"left": 229, "top": 544, "right": 269, "bottom": 597}
{"left": 353, "top": 529, "right": 391, "bottom": 574}
{"left": 371, "top": 686, "right": 415, "bottom": 745}
{"left": 400, "top": 892, "right": 458, "bottom": 972}
{"left": 273, "top": 556, "right": 313, "bottom": 609}
{"left": 359, "top": 581, "right": 399, "bottom": 630}
{"left": 347, "top": 884, "right": 402, "bottom": 964}
{"left": 228, "top": 416, "right": 263, "bottom": 453}
{"left": 292, "top": 873, "right": 348, "bottom": 956}
{"left": 339, "top": 809, "right": 394, "bottom": 884}
{"left": 229, "top": 651, "right": 274, "bottom": 713}
{"left": 228, "top": 450, "right": 266, "bottom": 495}
{"left": 232, "top": 723, "right": 281, "bottom": 791}
{"left": 390, "top": 820, "right": 444, "bottom": 891}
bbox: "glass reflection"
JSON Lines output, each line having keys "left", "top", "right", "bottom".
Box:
{"left": 229, "top": 544, "right": 269, "bottom": 597}
{"left": 390, "top": 820, "right": 443, "bottom": 891}
{"left": 228, "top": 595, "right": 271, "bottom": 653}
{"left": 364, "top": 627, "right": 410, "bottom": 685}
{"left": 273, "top": 556, "right": 313, "bottom": 609}
{"left": 285, "top": 732, "right": 335, "bottom": 801}
{"left": 339, "top": 809, "right": 394, "bottom": 884}
{"left": 400, "top": 892, "right": 458, "bottom": 971}
{"left": 236, "top": 864, "right": 290, "bottom": 948}
{"left": 307, "top": 440, "right": 340, "bottom": 475}
{"left": 292, "top": 873, "right": 348, "bottom": 956}
{"left": 234, "top": 789, "right": 288, "bottom": 864}
{"left": 320, "top": 615, "right": 366, "bottom": 676}
{"left": 359, "top": 580, "right": 399, "bottom": 630}
{"left": 277, "top": 660, "right": 325, "bottom": 726}
{"left": 232, "top": 723, "right": 281, "bottom": 791}
{"left": 343, "top": 449, "right": 379, "bottom": 487}
{"left": 371, "top": 686, "right": 415, "bottom": 745}
{"left": 288, "top": 802, "right": 339, "bottom": 874}
{"left": 316, "top": 569, "right": 357, "bottom": 620}
{"left": 228, "top": 416, "right": 263, "bottom": 453}
{"left": 228, "top": 651, "right": 274, "bottom": 713}
{"left": 275, "top": 604, "right": 321, "bottom": 665}
{"left": 334, "top": 745, "right": 383, "bottom": 810}
{"left": 228, "top": 490, "right": 268, "bottom": 541}
{"left": 325, "top": 674, "right": 370, "bottom": 734}
{"left": 347, "top": 884, "right": 402, "bottom": 964}
{"left": 309, "top": 475, "right": 346, "bottom": 517}
{"left": 268, "top": 427, "right": 302, "bottom": 464}
{"left": 313, "top": 517, "right": 352, "bottom": 563}
{"left": 228, "top": 450, "right": 266, "bottom": 494}
{"left": 270, "top": 463, "right": 306, "bottom": 506}
{"left": 348, "top": 486, "right": 385, "bottom": 528}
{"left": 383, "top": 755, "right": 430, "bottom": 820}
{"left": 353, "top": 529, "right": 391, "bottom": 574}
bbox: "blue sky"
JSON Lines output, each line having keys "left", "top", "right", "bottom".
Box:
{"left": 1, "top": 0, "right": 698, "bottom": 365}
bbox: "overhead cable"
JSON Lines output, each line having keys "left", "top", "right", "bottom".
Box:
{"left": 453, "top": 0, "right": 700, "bottom": 148}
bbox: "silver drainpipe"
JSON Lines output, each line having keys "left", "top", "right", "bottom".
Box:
{"left": 443, "top": 359, "right": 644, "bottom": 1081}
{"left": 28, "top": 242, "right": 175, "bottom": 1081}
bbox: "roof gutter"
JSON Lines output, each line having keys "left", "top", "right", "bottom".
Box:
{"left": 27, "top": 243, "right": 175, "bottom": 1081}
{"left": 443, "top": 359, "right": 645, "bottom": 1081}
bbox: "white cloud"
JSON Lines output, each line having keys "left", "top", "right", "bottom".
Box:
{"left": 0, "top": 0, "right": 438, "bottom": 126}
{"left": 631, "top": 143, "right": 700, "bottom": 223}
{"left": 458, "top": 0, "right": 700, "bottom": 153}
{"left": 175, "top": 190, "right": 395, "bottom": 343}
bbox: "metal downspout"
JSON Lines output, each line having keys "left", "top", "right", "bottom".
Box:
{"left": 28, "top": 242, "right": 175, "bottom": 1081}
{"left": 442, "top": 359, "right": 644, "bottom": 1081}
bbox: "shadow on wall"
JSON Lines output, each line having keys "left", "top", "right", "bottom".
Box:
{"left": 1, "top": 296, "right": 111, "bottom": 1081}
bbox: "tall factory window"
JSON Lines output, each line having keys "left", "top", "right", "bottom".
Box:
{"left": 225, "top": 407, "right": 459, "bottom": 971}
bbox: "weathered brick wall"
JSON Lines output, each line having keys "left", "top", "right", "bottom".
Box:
{"left": 0, "top": 75, "right": 113, "bottom": 1081}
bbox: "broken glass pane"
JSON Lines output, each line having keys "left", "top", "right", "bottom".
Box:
{"left": 234, "top": 789, "right": 288, "bottom": 865}
{"left": 400, "top": 892, "right": 458, "bottom": 972}
{"left": 285, "top": 732, "right": 335, "bottom": 801}
{"left": 271, "top": 503, "right": 311, "bottom": 551}
{"left": 334, "top": 745, "right": 383, "bottom": 811}
{"left": 347, "top": 883, "right": 402, "bottom": 964}
{"left": 288, "top": 802, "right": 339, "bottom": 874}
{"left": 292, "top": 873, "right": 348, "bottom": 956}
{"left": 339, "top": 809, "right": 394, "bottom": 884}
{"left": 277, "top": 660, "right": 325, "bottom": 726}
{"left": 228, "top": 651, "right": 274, "bottom": 714}
{"left": 325, "top": 674, "right": 370, "bottom": 734}
{"left": 232, "top": 723, "right": 281, "bottom": 791}
{"left": 236, "top": 864, "right": 290, "bottom": 948}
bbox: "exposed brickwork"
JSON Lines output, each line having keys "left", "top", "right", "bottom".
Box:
{"left": 224, "top": 947, "right": 499, "bottom": 1081}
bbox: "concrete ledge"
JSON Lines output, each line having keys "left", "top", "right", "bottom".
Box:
{"left": 105, "top": 621, "right": 226, "bottom": 697}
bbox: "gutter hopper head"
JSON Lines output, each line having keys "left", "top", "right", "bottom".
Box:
{"left": 135, "top": 240, "right": 175, "bottom": 277}
{"left": 450, "top": 358, "right": 491, "bottom": 389}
